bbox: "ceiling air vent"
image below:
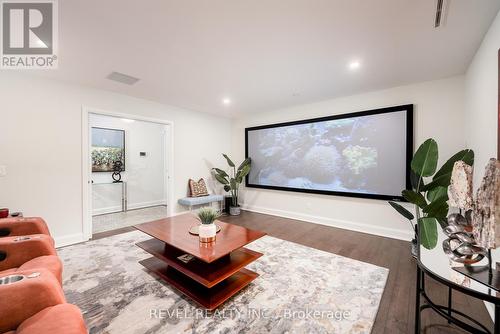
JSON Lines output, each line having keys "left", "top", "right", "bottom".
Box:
{"left": 106, "top": 71, "right": 140, "bottom": 85}
{"left": 434, "top": 0, "right": 449, "bottom": 28}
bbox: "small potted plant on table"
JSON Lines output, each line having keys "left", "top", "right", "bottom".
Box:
{"left": 213, "top": 154, "right": 251, "bottom": 216}
{"left": 197, "top": 207, "right": 220, "bottom": 243}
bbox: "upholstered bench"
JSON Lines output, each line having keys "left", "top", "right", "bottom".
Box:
{"left": 178, "top": 195, "right": 224, "bottom": 211}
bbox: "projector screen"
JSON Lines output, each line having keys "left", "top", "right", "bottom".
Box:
{"left": 245, "top": 105, "right": 413, "bottom": 200}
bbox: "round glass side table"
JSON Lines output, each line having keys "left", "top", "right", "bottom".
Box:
{"left": 416, "top": 227, "right": 500, "bottom": 333}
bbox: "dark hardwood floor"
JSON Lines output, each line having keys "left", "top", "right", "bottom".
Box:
{"left": 93, "top": 210, "right": 493, "bottom": 333}
{"left": 93, "top": 225, "right": 135, "bottom": 240}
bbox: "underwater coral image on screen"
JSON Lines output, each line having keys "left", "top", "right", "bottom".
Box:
{"left": 246, "top": 107, "right": 411, "bottom": 199}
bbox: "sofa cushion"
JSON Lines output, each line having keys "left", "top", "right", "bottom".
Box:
{"left": 0, "top": 269, "right": 66, "bottom": 333}
{"left": 18, "top": 255, "right": 62, "bottom": 284}
{"left": 0, "top": 255, "right": 62, "bottom": 285}
{"left": 0, "top": 235, "right": 56, "bottom": 271}
{"left": 16, "top": 304, "right": 87, "bottom": 334}
{"left": 178, "top": 194, "right": 223, "bottom": 207}
{"left": 0, "top": 268, "right": 17, "bottom": 276}
{"left": 0, "top": 217, "right": 50, "bottom": 237}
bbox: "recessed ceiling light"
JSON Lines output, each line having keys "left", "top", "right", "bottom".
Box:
{"left": 222, "top": 98, "right": 231, "bottom": 105}
{"left": 121, "top": 118, "right": 135, "bottom": 123}
{"left": 348, "top": 61, "right": 361, "bottom": 70}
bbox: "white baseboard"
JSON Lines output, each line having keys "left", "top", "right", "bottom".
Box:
{"left": 241, "top": 203, "right": 413, "bottom": 241}
{"left": 92, "top": 205, "right": 122, "bottom": 215}
{"left": 127, "top": 200, "right": 167, "bottom": 211}
{"left": 54, "top": 233, "right": 87, "bottom": 248}
{"left": 92, "top": 200, "right": 167, "bottom": 215}
{"left": 57, "top": 207, "right": 182, "bottom": 249}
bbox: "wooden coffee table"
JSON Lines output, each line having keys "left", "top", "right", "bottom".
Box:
{"left": 134, "top": 214, "right": 266, "bottom": 310}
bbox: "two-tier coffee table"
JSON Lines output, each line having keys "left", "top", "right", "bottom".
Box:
{"left": 134, "top": 214, "right": 266, "bottom": 310}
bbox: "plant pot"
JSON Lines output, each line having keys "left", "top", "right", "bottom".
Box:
{"left": 229, "top": 206, "right": 241, "bottom": 216}
{"left": 199, "top": 223, "right": 217, "bottom": 242}
{"left": 224, "top": 196, "right": 233, "bottom": 214}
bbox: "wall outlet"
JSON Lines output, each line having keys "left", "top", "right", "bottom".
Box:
{"left": 0, "top": 165, "right": 6, "bottom": 177}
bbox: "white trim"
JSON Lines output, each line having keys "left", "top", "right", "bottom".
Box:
{"left": 81, "top": 109, "right": 91, "bottom": 241}
{"left": 241, "top": 203, "right": 413, "bottom": 241}
{"left": 163, "top": 125, "right": 174, "bottom": 212}
{"left": 92, "top": 206, "right": 123, "bottom": 216}
{"left": 127, "top": 200, "right": 167, "bottom": 210}
{"left": 57, "top": 211, "right": 189, "bottom": 249}
{"left": 54, "top": 233, "right": 86, "bottom": 248}
{"left": 81, "top": 106, "right": 174, "bottom": 242}
{"left": 92, "top": 201, "right": 167, "bottom": 216}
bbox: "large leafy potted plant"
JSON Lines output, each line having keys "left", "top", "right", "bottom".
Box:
{"left": 213, "top": 154, "right": 251, "bottom": 216}
{"left": 389, "top": 138, "right": 474, "bottom": 252}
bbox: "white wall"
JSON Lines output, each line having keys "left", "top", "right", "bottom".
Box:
{"left": 232, "top": 76, "right": 466, "bottom": 240}
{"left": 0, "top": 72, "right": 231, "bottom": 246}
{"left": 465, "top": 11, "right": 500, "bottom": 188}
{"left": 90, "top": 114, "right": 168, "bottom": 215}
{"left": 464, "top": 10, "right": 500, "bottom": 321}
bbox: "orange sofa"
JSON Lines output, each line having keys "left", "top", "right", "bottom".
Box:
{"left": 0, "top": 269, "right": 66, "bottom": 333}
{"left": 0, "top": 217, "right": 88, "bottom": 334}
{"left": 0, "top": 217, "right": 50, "bottom": 237}
{"left": 3, "top": 304, "right": 87, "bottom": 334}
{"left": 0, "top": 234, "right": 62, "bottom": 283}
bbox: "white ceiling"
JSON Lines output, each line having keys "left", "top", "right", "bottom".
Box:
{"left": 37, "top": 0, "right": 500, "bottom": 117}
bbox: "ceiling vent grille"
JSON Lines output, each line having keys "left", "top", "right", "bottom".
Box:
{"left": 106, "top": 71, "right": 140, "bottom": 85}
{"left": 434, "top": 0, "right": 448, "bottom": 28}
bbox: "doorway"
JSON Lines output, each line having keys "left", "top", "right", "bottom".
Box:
{"left": 82, "top": 107, "right": 174, "bottom": 240}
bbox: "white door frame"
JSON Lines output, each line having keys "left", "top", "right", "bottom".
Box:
{"left": 81, "top": 106, "right": 174, "bottom": 241}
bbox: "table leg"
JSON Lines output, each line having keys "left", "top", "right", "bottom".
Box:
{"left": 121, "top": 182, "right": 125, "bottom": 212}
{"left": 447, "top": 287, "right": 452, "bottom": 324}
{"left": 123, "top": 182, "right": 128, "bottom": 212}
{"left": 415, "top": 266, "right": 421, "bottom": 334}
{"left": 495, "top": 304, "right": 500, "bottom": 334}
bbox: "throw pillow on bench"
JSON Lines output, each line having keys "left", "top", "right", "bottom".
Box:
{"left": 189, "top": 178, "right": 209, "bottom": 197}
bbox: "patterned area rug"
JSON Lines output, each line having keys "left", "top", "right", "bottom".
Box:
{"left": 58, "top": 230, "right": 388, "bottom": 334}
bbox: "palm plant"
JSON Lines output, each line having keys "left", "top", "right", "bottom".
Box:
{"left": 213, "top": 154, "right": 251, "bottom": 207}
{"left": 388, "top": 139, "right": 474, "bottom": 250}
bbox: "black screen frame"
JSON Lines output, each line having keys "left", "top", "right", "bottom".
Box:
{"left": 245, "top": 104, "right": 413, "bottom": 201}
